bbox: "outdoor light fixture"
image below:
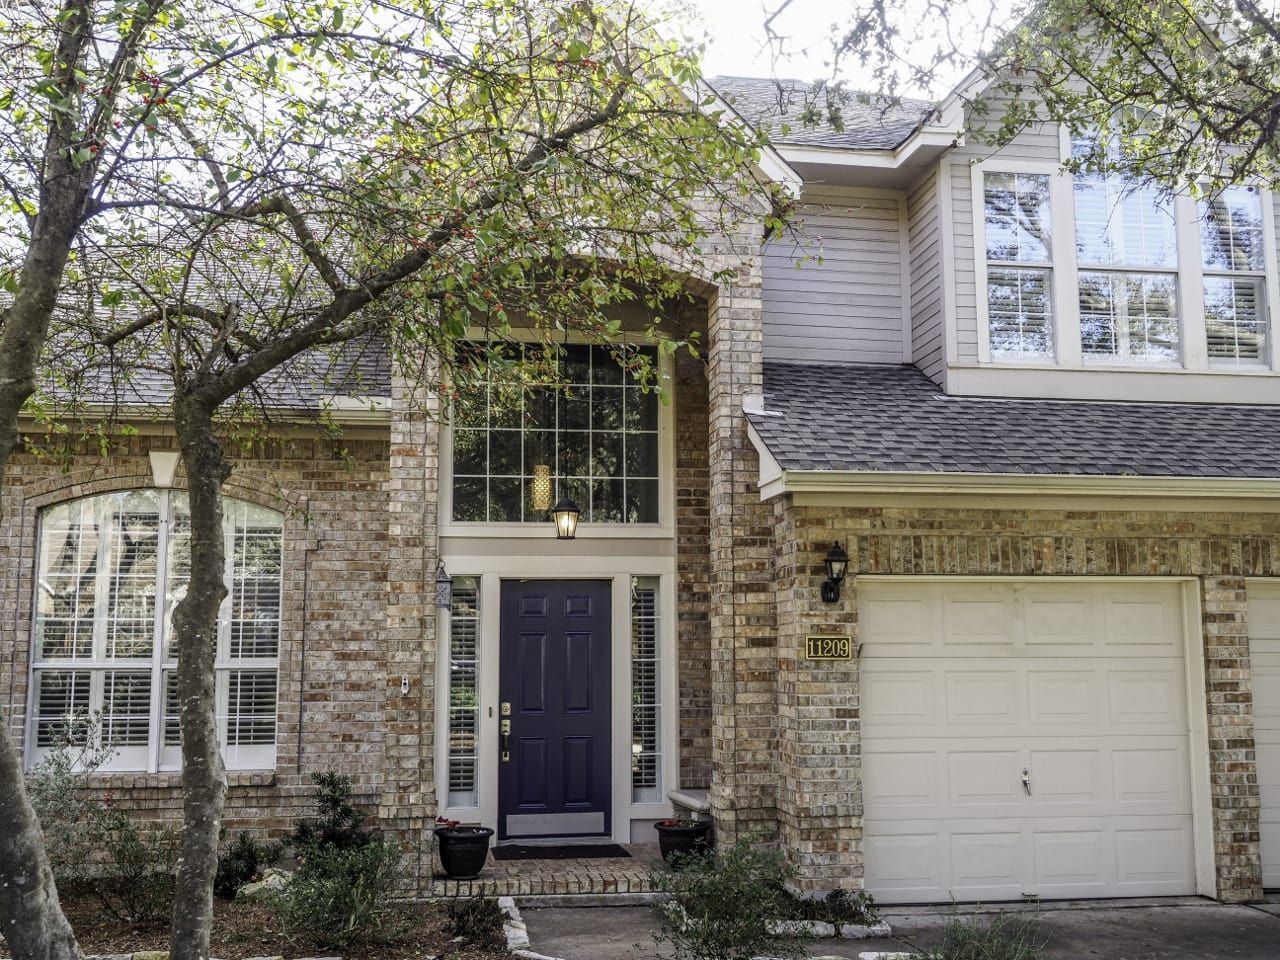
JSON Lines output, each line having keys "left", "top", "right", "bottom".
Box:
{"left": 530, "top": 463, "right": 553, "bottom": 512}
{"left": 435, "top": 561, "right": 453, "bottom": 609}
{"left": 821, "top": 542, "right": 849, "bottom": 603}
{"left": 552, "top": 497, "right": 581, "bottom": 540}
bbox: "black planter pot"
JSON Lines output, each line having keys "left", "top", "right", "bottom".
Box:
{"left": 435, "top": 825, "right": 494, "bottom": 880}
{"left": 655, "top": 820, "right": 713, "bottom": 867}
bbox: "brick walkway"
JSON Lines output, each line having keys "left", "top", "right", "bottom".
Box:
{"left": 429, "top": 843, "right": 665, "bottom": 897}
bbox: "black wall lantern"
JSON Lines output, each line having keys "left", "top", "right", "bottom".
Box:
{"left": 821, "top": 542, "right": 849, "bottom": 603}
{"left": 435, "top": 561, "right": 453, "bottom": 609}
{"left": 552, "top": 497, "right": 581, "bottom": 540}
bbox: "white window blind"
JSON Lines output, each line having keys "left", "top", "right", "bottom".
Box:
{"left": 983, "top": 172, "right": 1055, "bottom": 359}
{"left": 447, "top": 577, "right": 480, "bottom": 807}
{"left": 1073, "top": 137, "right": 1180, "bottom": 363}
{"left": 1201, "top": 186, "right": 1269, "bottom": 364}
{"left": 30, "top": 490, "right": 282, "bottom": 772}
{"left": 631, "top": 577, "right": 661, "bottom": 803}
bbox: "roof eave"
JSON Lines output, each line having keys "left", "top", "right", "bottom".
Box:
{"left": 757, "top": 467, "right": 1280, "bottom": 503}
{"left": 20, "top": 396, "right": 393, "bottom": 428}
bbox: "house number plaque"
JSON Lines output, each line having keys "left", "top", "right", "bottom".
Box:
{"left": 805, "top": 635, "right": 853, "bottom": 660}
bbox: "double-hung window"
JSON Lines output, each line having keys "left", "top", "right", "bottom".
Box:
{"left": 982, "top": 172, "right": 1056, "bottom": 360}
{"left": 1201, "top": 185, "right": 1269, "bottom": 364}
{"left": 1073, "top": 142, "right": 1180, "bottom": 363}
{"left": 29, "top": 490, "right": 282, "bottom": 772}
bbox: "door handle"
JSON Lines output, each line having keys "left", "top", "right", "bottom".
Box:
{"left": 1021, "top": 768, "right": 1031, "bottom": 796}
{"left": 500, "top": 717, "right": 511, "bottom": 762}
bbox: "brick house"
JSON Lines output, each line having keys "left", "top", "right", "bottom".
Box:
{"left": 3, "top": 71, "right": 1280, "bottom": 906}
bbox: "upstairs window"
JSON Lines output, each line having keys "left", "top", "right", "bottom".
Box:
{"left": 983, "top": 172, "right": 1055, "bottom": 360}
{"left": 1201, "top": 186, "right": 1269, "bottom": 364}
{"left": 450, "top": 343, "right": 660, "bottom": 525}
{"left": 30, "top": 491, "right": 282, "bottom": 772}
{"left": 1073, "top": 137, "right": 1180, "bottom": 363}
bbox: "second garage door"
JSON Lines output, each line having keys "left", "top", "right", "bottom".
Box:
{"left": 860, "top": 579, "right": 1197, "bottom": 904}
{"left": 1248, "top": 580, "right": 1280, "bottom": 890}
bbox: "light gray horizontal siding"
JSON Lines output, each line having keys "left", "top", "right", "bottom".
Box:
{"left": 907, "top": 167, "right": 945, "bottom": 384}
{"left": 763, "top": 186, "right": 905, "bottom": 364}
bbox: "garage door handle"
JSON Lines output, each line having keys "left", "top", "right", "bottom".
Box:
{"left": 1022, "top": 768, "right": 1031, "bottom": 796}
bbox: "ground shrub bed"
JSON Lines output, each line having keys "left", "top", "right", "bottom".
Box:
{"left": 44, "top": 887, "right": 509, "bottom": 960}
{"left": 779, "top": 887, "right": 879, "bottom": 926}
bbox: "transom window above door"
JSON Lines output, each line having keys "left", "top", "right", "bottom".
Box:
{"left": 449, "top": 342, "right": 661, "bottom": 525}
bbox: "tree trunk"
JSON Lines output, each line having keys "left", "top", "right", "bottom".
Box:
{"left": 0, "top": 2, "right": 94, "bottom": 952}
{"left": 169, "top": 396, "right": 231, "bottom": 960}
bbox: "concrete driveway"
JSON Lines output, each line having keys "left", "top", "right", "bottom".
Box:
{"left": 520, "top": 898, "right": 1280, "bottom": 960}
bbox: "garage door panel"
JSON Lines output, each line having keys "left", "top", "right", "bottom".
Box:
{"left": 1027, "top": 671, "right": 1097, "bottom": 725}
{"left": 1032, "top": 830, "right": 1110, "bottom": 896}
{"left": 1248, "top": 580, "right": 1280, "bottom": 890}
{"left": 945, "top": 671, "right": 1019, "bottom": 726}
{"left": 862, "top": 670, "right": 936, "bottom": 727}
{"left": 950, "top": 831, "right": 1024, "bottom": 900}
{"left": 941, "top": 593, "right": 1016, "bottom": 646}
{"left": 1107, "top": 668, "right": 1185, "bottom": 728}
{"left": 863, "top": 832, "right": 946, "bottom": 902}
{"left": 861, "top": 580, "right": 1196, "bottom": 904}
{"left": 948, "top": 751, "right": 1022, "bottom": 806}
{"left": 1115, "top": 825, "right": 1195, "bottom": 890}
{"left": 863, "top": 750, "right": 937, "bottom": 811}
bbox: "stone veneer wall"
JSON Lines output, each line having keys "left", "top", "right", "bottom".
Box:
{"left": 773, "top": 499, "right": 1273, "bottom": 901}
{"left": 675, "top": 346, "right": 713, "bottom": 789}
{"left": 0, "top": 432, "right": 392, "bottom": 842}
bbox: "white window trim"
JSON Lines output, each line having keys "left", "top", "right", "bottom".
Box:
{"left": 25, "top": 490, "right": 282, "bottom": 774}
{"left": 433, "top": 558, "right": 679, "bottom": 842}
{"left": 438, "top": 331, "right": 677, "bottom": 539}
{"left": 972, "top": 153, "right": 1280, "bottom": 373}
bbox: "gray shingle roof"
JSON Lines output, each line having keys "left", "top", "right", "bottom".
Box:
{"left": 710, "top": 76, "right": 934, "bottom": 150}
{"left": 749, "top": 362, "right": 1280, "bottom": 479}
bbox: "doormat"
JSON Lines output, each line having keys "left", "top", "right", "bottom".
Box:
{"left": 491, "top": 843, "right": 632, "bottom": 861}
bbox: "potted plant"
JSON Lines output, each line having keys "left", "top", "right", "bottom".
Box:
{"left": 434, "top": 816, "right": 494, "bottom": 880}
{"left": 654, "top": 816, "right": 713, "bottom": 867}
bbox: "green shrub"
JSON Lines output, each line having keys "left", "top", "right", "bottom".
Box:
{"left": 787, "top": 888, "right": 879, "bottom": 926}
{"left": 288, "top": 771, "right": 373, "bottom": 852}
{"left": 651, "top": 838, "right": 804, "bottom": 960}
{"left": 274, "top": 838, "right": 403, "bottom": 949}
{"left": 84, "top": 801, "right": 179, "bottom": 924}
{"left": 215, "top": 831, "right": 282, "bottom": 899}
{"left": 444, "top": 895, "right": 507, "bottom": 951}
{"left": 28, "top": 717, "right": 177, "bottom": 924}
{"left": 925, "top": 911, "right": 1046, "bottom": 960}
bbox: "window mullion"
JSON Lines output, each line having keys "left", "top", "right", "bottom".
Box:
{"left": 146, "top": 491, "right": 171, "bottom": 774}
{"left": 1176, "top": 193, "right": 1208, "bottom": 370}
{"left": 1051, "top": 170, "right": 1081, "bottom": 367}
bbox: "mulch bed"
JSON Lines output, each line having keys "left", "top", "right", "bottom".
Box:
{"left": 14, "top": 889, "right": 509, "bottom": 960}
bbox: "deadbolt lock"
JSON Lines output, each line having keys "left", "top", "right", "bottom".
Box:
{"left": 500, "top": 701, "right": 511, "bottom": 716}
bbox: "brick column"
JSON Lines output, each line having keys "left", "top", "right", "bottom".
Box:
{"left": 705, "top": 261, "right": 778, "bottom": 844}
{"left": 774, "top": 501, "right": 862, "bottom": 892}
{"left": 1201, "top": 576, "right": 1263, "bottom": 902}
{"left": 381, "top": 371, "right": 440, "bottom": 888}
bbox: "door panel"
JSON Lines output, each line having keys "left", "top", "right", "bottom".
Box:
{"left": 861, "top": 580, "right": 1195, "bottom": 903}
{"left": 499, "top": 580, "right": 611, "bottom": 839}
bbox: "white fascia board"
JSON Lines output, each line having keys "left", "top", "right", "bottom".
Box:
{"left": 692, "top": 79, "right": 803, "bottom": 198}
{"left": 19, "top": 398, "right": 392, "bottom": 428}
{"left": 777, "top": 128, "right": 964, "bottom": 173}
{"left": 758, "top": 468, "right": 1280, "bottom": 502}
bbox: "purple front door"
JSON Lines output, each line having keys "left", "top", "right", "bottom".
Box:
{"left": 498, "top": 580, "right": 612, "bottom": 840}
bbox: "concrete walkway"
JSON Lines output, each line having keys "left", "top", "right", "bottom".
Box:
{"left": 521, "top": 898, "right": 1280, "bottom": 960}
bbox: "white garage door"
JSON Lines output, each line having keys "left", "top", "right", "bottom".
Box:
{"left": 860, "top": 580, "right": 1197, "bottom": 904}
{"left": 1249, "top": 580, "right": 1280, "bottom": 890}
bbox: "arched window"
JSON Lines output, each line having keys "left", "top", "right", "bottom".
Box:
{"left": 28, "top": 490, "right": 283, "bottom": 772}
